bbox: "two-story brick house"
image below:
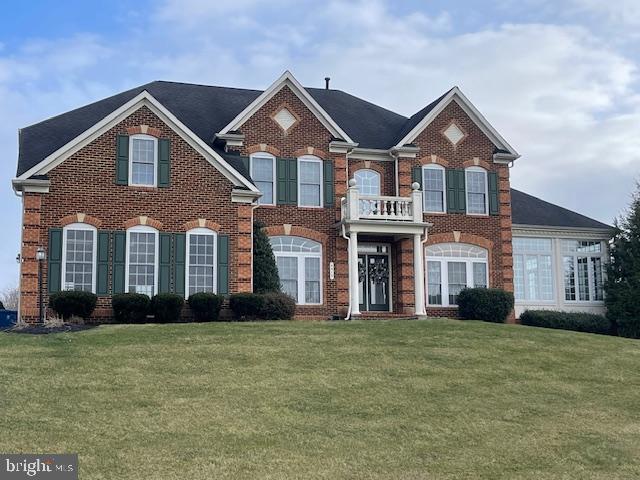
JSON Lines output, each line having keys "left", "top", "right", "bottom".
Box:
{"left": 13, "top": 71, "right": 611, "bottom": 322}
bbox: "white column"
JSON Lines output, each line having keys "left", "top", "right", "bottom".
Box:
{"left": 413, "top": 233, "right": 426, "bottom": 316}
{"left": 349, "top": 231, "right": 360, "bottom": 316}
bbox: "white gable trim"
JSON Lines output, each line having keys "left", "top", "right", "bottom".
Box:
{"left": 17, "top": 91, "right": 260, "bottom": 194}
{"left": 394, "top": 87, "right": 519, "bottom": 158}
{"left": 219, "top": 70, "right": 354, "bottom": 143}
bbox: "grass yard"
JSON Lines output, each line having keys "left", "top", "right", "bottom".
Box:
{"left": 1, "top": 319, "right": 639, "bottom": 479}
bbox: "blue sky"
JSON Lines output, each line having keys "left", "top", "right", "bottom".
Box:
{"left": 1, "top": 0, "right": 639, "bottom": 290}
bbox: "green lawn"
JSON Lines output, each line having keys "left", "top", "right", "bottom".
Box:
{"left": 1, "top": 319, "right": 639, "bottom": 479}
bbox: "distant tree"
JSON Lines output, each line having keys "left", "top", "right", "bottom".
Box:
{"left": 0, "top": 284, "right": 19, "bottom": 310}
{"left": 605, "top": 182, "right": 640, "bottom": 338}
{"left": 253, "top": 222, "right": 281, "bottom": 294}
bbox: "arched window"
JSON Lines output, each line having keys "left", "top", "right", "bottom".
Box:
{"left": 250, "top": 152, "right": 276, "bottom": 205}
{"left": 465, "top": 166, "right": 488, "bottom": 215}
{"left": 425, "top": 243, "right": 488, "bottom": 306}
{"left": 186, "top": 227, "right": 217, "bottom": 296}
{"left": 422, "top": 164, "right": 446, "bottom": 213}
{"left": 62, "top": 222, "right": 97, "bottom": 292}
{"left": 297, "top": 155, "right": 323, "bottom": 207}
{"left": 125, "top": 225, "right": 159, "bottom": 297}
{"left": 354, "top": 169, "right": 381, "bottom": 196}
{"left": 270, "top": 236, "right": 322, "bottom": 304}
{"left": 129, "top": 134, "right": 158, "bottom": 186}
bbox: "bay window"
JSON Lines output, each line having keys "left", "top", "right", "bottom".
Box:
{"left": 270, "top": 236, "right": 322, "bottom": 304}
{"left": 186, "top": 228, "right": 217, "bottom": 296}
{"left": 298, "top": 155, "right": 322, "bottom": 207}
{"left": 562, "top": 240, "right": 605, "bottom": 302}
{"left": 513, "top": 237, "right": 554, "bottom": 301}
{"left": 465, "top": 167, "right": 488, "bottom": 215}
{"left": 125, "top": 225, "right": 158, "bottom": 297}
{"left": 425, "top": 243, "right": 488, "bottom": 307}
{"left": 422, "top": 165, "right": 446, "bottom": 213}
{"left": 62, "top": 223, "right": 97, "bottom": 292}
{"left": 251, "top": 152, "right": 276, "bottom": 205}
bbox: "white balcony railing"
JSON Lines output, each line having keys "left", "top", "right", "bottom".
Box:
{"left": 342, "top": 180, "right": 423, "bottom": 222}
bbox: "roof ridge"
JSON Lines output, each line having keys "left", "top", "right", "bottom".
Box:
{"left": 153, "top": 79, "right": 263, "bottom": 93}
{"left": 306, "top": 87, "right": 407, "bottom": 120}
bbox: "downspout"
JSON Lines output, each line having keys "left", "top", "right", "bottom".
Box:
{"left": 391, "top": 150, "right": 399, "bottom": 196}
{"left": 250, "top": 199, "right": 259, "bottom": 293}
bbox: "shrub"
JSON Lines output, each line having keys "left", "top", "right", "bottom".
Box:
{"left": 112, "top": 293, "right": 151, "bottom": 323}
{"left": 457, "top": 288, "right": 514, "bottom": 323}
{"left": 520, "top": 310, "right": 613, "bottom": 335}
{"left": 253, "top": 221, "right": 281, "bottom": 294}
{"left": 229, "top": 292, "right": 296, "bottom": 321}
{"left": 150, "top": 293, "right": 184, "bottom": 323}
{"left": 188, "top": 292, "right": 224, "bottom": 322}
{"left": 616, "top": 317, "right": 640, "bottom": 339}
{"left": 48, "top": 291, "right": 97, "bottom": 320}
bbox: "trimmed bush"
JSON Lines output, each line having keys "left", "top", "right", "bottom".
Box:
{"left": 188, "top": 292, "right": 224, "bottom": 322}
{"left": 112, "top": 293, "right": 151, "bottom": 323}
{"left": 253, "top": 221, "right": 281, "bottom": 294}
{"left": 616, "top": 317, "right": 640, "bottom": 339}
{"left": 150, "top": 293, "right": 184, "bottom": 323}
{"left": 49, "top": 291, "right": 97, "bottom": 319}
{"left": 229, "top": 292, "right": 296, "bottom": 321}
{"left": 457, "top": 288, "right": 514, "bottom": 323}
{"left": 520, "top": 310, "right": 613, "bottom": 335}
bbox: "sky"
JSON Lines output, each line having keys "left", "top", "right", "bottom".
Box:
{"left": 1, "top": 0, "right": 639, "bottom": 289}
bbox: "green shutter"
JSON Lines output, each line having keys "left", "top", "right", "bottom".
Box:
{"left": 47, "top": 228, "right": 63, "bottom": 293}
{"left": 217, "top": 235, "right": 229, "bottom": 295}
{"left": 158, "top": 138, "right": 170, "bottom": 187}
{"left": 116, "top": 135, "right": 129, "bottom": 185}
{"left": 488, "top": 172, "right": 499, "bottom": 216}
{"left": 446, "top": 169, "right": 458, "bottom": 213}
{"left": 112, "top": 232, "right": 126, "bottom": 294}
{"left": 174, "top": 233, "right": 186, "bottom": 297}
{"left": 287, "top": 158, "right": 297, "bottom": 204}
{"left": 96, "top": 231, "right": 110, "bottom": 295}
{"left": 456, "top": 170, "right": 467, "bottom": 214}
{"left": 412, "top": 166, "right": 422, "bottom": 189}
{"left": 159, "top": 233, "right": 172, "bottom": 293}
{"left": 323, "top": 160, "right": 334, "bottom": 207}
{"left": 276, "top": 158, "right": 297, "bottom": 205}
{"left": 276, "top": 157, "right": 288, "bottom": 205}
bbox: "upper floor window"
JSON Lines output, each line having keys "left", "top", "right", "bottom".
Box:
{"left": 298, "top": 155, "right": 323, "bottom": 207}
{"left": 62, "top": 223, "right": 97, "bottom": 292}
{"left": 562, "top": 240, "right": 605, "bottom": 302}
{"left": 422, "top": 165, "right": 446, "bottom": 213}
{"left": 270, "top": 236, "right": 322, "bottom": 304}
{"left": 126, "top": 225, "right": 158, "bottom": 297}
{"left": 513, "top": 237, "right": 554, "bottom": 302}
{"left": 186, "top": 228, "right": 217, "bottom": 296}
{"left": 425, "top": 243, "right": 488, "bottom": 307}
{"left": 250, "top": 152, "right": 276, "bottom": 205}
{"left": 130, "top": 135, "right": 157, "bottom": 187}
{"left": 354, "top": 169, "right": 381, "bottom": 196}
{"left": 465, "top": 167, "right": 488, "bottom": 215}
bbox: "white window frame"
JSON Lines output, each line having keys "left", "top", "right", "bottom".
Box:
{"left": 425, "top": 243, "right": 489, "bottom": 307}
{"left": 422, "top": 164, "right": 446, "bottom": 213}
{"left": 562, "top": 240, "right": 605, "bottom": 304}
{"left": 270, "top": 236, "right": 323, "bottom": 305}
{"left": 185, "top": 227, "right": 217, "bottom": 297}
{"left": 250, "top": 152, "right": 276, "bottom": 206}
{"left": 61, "top": 222, "right": 97, "bottom": 293}
{"left": 465, "top": 166, "right": 488, "bottom": 216}
{"left": 513, "top": 237, "right": 555, "bottom": 303}
{"left": 354, "top": 169, "right": 381, "bottom": 196}
{"left": 125, "top": 225, "right": 159, "bottom": 297}
{"left": 297, "top": 155, "right": 323, "bottom": 208}
{"left": 128, "top": 134, "right": 158, "bottom": 187}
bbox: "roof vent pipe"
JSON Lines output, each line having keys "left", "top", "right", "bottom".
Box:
{"left": 325, "top": 77, "right": 330, "bottom": 89}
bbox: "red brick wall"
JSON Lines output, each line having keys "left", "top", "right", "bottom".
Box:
{"left": 20, "top": 105, "right": 252, "bottom": 322}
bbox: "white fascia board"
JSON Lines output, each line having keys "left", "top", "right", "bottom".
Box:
{"left": 512, "top": 224, "right": 613, "bottom": 238}
{"left": 348, "top": 147, "right": 395, "bottom": 161}
{"left": 218, "top": 70, "right": 354, "bottom": 144}
{"left": 394, "top": 87, "right": 520, "bottom": 159}
{"left": 19, "top": 91, "right": 259, "bottom": 193}
{"left": 12, "top": 178, "right": 50, "bottom": 193}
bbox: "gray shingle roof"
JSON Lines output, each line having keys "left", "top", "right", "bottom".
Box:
{"left": 511, "top": 188, "right": 612, "bottom": 230}
{"left": 17, "top": 80, "right": 457, "bottom": 177}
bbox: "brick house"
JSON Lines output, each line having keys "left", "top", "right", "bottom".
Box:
{"left": 12, "top": 71, "right": 611, "bottom": 322}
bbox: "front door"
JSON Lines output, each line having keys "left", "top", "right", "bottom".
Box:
{"left": 358, "top": 254, "right": 390, "bottom": 311}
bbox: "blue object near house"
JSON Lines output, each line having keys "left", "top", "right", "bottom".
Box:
{"left": 0, "top": 310, "right": 18, "bottom": 328}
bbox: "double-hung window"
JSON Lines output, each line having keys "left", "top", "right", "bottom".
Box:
{"left": 426, "top": 243, "right": 488, "bottom": 306}
{"left": 251, "top": 153, "right": 276, "bottom": 205}
{"left": 62, "top": 223, "right": 97, "bottom": 292}
{"left": 186, "top": 228, "right": 217, "bottom": 296}
{"left": 422, "top": 165, "right": 446, "bottom": 213}
{"left": 298, "top": 155, "right": 322, "bottom": 207}
{"left": 562, "top": 240, "right": 605, "bottom": 302}
{"left": 465, "top": 167, "right": 488, "bottom": 215}
{"left": 270, "top": 236, "right": 322, "bottom": 304}
{"left": 129, "top": 135, "right": 157, "bottom": 186}
{"left": 126, "top": 226, "right": 158, "bottom": 297}
{"left": 513, "top": 238, "right": 554, "bottom": 301}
